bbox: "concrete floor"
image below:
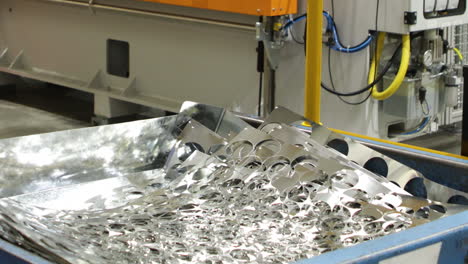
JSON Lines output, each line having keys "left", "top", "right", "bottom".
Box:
{"left": 0, "top": 99, "right": 88, "bottom": 139}
{"left": 402, "top": 130, "right": 463, "bottom": 155}
{"left": 0, "top": 84, "right": 91, "bottom": 140}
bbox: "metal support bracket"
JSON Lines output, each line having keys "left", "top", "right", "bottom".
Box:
{"left": 256, "top": 22, "right": 282, "bottom": 70}
{"left": 404, "top": 11, "right": 417, "bottom": 25}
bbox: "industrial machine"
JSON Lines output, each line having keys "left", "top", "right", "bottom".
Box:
{"left": 312, "top": 0, "right": 468, "bottom": 139}
{"left": 0, "top": 0, "right": 297, "bottom": 118}
{"left": 0, "top": 0, "right": 465, "bottom": 141}
{"left": 0, "top": 1, "right": 466, "bottom": 263}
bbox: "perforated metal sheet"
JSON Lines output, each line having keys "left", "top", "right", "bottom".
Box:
{"left": 0, "top": 103, "right": 465, "bottom": 264}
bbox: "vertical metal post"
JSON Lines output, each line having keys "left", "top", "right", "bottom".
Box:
{"left": 261, "top": 17, "right": 276, "bottom": 117}
{"left": 256, "top": 16, "right": 265, "bottom": 117}
{"left": 462, "top": 66, "right": 468, "bottom": 156}
{"left": 262, "top": 54, "right": 273, "bottom": 117}
{"left": 304, "top": 0, "right": 323, "bottom": 123}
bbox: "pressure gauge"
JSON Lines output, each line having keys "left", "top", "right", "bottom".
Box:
{"left": 423, "top": 50, "right": 433, "bottom": 67}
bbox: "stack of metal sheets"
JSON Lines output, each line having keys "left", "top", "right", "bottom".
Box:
{"left": 0, "top": 103, "right": 465, "bottom": 264}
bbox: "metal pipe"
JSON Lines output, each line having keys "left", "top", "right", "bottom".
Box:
{"left": 361, "top": 141, "right": 468, "bottom": 170}
{"left": 304, "top": 0, "right": 323, "bottom": 123}
{"left": 33, "top": 0, "right": 256, "bottom": 31}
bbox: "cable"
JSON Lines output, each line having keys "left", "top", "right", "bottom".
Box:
{"left": 453, "top": 47, "right": 464, "bottom": 62}
{"left": 421, "top": 100, "right": 430, "bottom": 115}
{"left": 290, "top": 30, "right": 305, "bottom": 45}
{"left": 321, "top": 43, "right": 402, "bottom": 97}
{"left": 368, "top": 32, "right": 385, "bottom": 92}
{"left": 284, "top": 12, "right": 374, "bottom": 53}
{"left": 328, "top": 47, "right": 372, "bottom": 104}
{"left": 399, "top": 117, "right": 430, "bottom": 135}
{"left": 258, "top": 73, "right": 263, "bottom": 116}
{"left": 256, "top": 16, "right": 265, "bottom": 116}
{"left": 282, "top": 14, "right": 306, "bottom": 30}
{"left": 328, "top": 0, "right": 371, "bottom": 105}
{"left": 368, "top": 0, "right": 409, "bottom": 101}
{"left": 372, "top": 0, "right": 380, "bottom": 98}
{"left": 375, "top": 0, "right": 380, "bottom": 37}
{"left": 288, "top": 14, "right": 305, "bottom": 44}
{"left": 322, "top": 12, "right": 374, "bottom": 53}
{"left": 369, "top": 33, "right": 410, "bottom": 100}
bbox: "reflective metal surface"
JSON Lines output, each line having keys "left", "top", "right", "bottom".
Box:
{"left": 259, "top": 106, "right": 467, "bottom": 203}
{"left": 0, "top": 103, "right": 465, "bottom": 264}
{"left": 0, "top": 115, "right": 186, "bottom": 198}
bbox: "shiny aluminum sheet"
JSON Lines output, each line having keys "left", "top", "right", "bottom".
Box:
{"left": 0, "top": 103, "right": 465, "bottom": 264}
{"left": 260, "top": 106, "right": 468, "bottom": 203}
{"left": 0, "top": 115, "right": 187, "bottom": 198}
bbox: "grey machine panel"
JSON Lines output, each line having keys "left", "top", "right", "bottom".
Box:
{"left": 0, "top": 0, "right": 261, "bottom": 114}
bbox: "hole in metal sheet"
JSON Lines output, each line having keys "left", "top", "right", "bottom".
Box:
{"left": 447, "top": 195, "right": 468, "bottom": 205}
{"left": 320, "top": 217, "right": 345, "bottom": 231}
{"left": 428, "top": 204, "right": 446, "bottom": 214}
{"left": 239, "top": 156, "right": 265, "bottom": 171}
{"left": 404, "top": 178, "right": 427, "bottom": 199}
{"left": 326, "top": 139, "right": 349, "bottom": 156}
{"left": 192, "top": 168, "right": 213, "bottom": 181}
{"left": 255, "top": 139, "right": 282, "bottom": 156}
{"left": 364, "top": 222, "right": 383, "bottom": 234}
{"left": 397, "top": 206, "right": 415, "bottom": 215}
{"left": 345, "top": 202, "right": 362, "bottom": 209}
{"left": 415, "top": 207, "right": 430, "bottom": 219}
{"left": 352, "top": 208, "right": 382, "bottom": 222}
{"left": 226, "top": 141, "right": 253, "bottom": 159}
{"left": 363, "top": 157, "right": 389, "bottom": 177}
{"left": 332, "top": 205, "right": 351, "bottom": 218}
{"left": 261, "top": 123, "right": 283, "bottom": 134}
{"left": 312, "top": 201, "right": 331, "bottom": 215}
{"left": 222, "top": 179, "right": 245, "bottom": 192}
{"left": 342, "top": 236, "right": 362, "bottom": 246}
{"left": 291, "top": 155, "right": 318, "bottom": 169}
{"left": 265, "top": 156, "right": 291, "bottom": 173}
{"left": 330, "top": 171, "right": 359, "bottom": 189}
{"left": 230, "top": 249, "right": 253, "bottom": 261}
{"left": 343, "top": 189, "right": 370, "bottom": 202}
{"left": 177, "top": 142, "right": 204, "bottom": 162}
{"left": 287, "top": 185, "right": 309, "bottom": 203}
{"left": 384, "top": 222, "right": 408, "bottom": 233}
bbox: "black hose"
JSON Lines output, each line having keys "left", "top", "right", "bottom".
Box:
{"left": 321, "top": 43, "right": 402, "bottom": 97}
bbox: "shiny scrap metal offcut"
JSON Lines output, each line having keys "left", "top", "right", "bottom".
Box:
{"left": 0, "top": 103, "right": 465, "bottom": 264}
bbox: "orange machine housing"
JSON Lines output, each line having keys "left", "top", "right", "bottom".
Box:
{"left": 139, "top": 0, "right": 297, "bottom": 16}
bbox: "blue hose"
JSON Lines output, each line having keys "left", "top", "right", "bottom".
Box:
{"left": 400, "top": 117, "right": 431, "bottom": 135}
{"left": 283, "top": 12, "right": 374, "bottom": 53}
{"left": 323, "top": 11, "right": 374, "bottom": 53}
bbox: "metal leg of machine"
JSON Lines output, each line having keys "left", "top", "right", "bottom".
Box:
{"left": 92, "top": 95, "right": 142, "bottom": 125}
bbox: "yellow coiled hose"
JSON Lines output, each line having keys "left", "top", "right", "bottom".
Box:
{"left": 368, "top": 32, "right": 411, "bottom": 100}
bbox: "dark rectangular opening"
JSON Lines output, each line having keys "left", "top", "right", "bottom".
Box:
{"left": 107, "top": 39, "right": 130, "bottom": 78}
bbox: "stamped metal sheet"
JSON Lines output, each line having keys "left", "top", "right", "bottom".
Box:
{"left": 260, "top": 106, "right": 468, "bottom": 204}
{"left": 0, "top": 115, "right": 187, "bottom": 198}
